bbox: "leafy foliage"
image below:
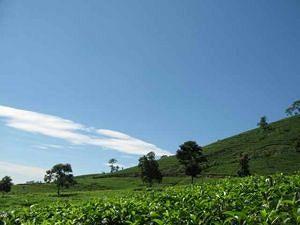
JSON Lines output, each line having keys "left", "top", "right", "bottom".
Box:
{"left": 1, "top": 174, "right": 300, "bottom": 224}
{"left": 108, "top": 158, "right": 119, "bottom": 173}
{"left": 44, "top": 163, "right": 75, "bottom": 196}
{"left": 176, "top": 141, "right": 206, "bottom": 183}
{"left": 294, "top": 139, "right": 300, "bottom": 153}
{"left": 0, "top": 176, "right": 13, "bottom": 194}
{"left": 138, "top": 152, "right": 162, "bottom": 186}
{"left": 257, "top": 116, "right": 269, "bottom": 131}
{"left": 286, "top": 100, "right": 300, "bottom": 116}
{"left": 237, "top": 153, "right": 251, "bottom": 177}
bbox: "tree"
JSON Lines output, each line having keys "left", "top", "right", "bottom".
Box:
{"left": 176, "top": 141, "right": 207, "bottom": 184}
{"left": 257, "top": 116, "right": 269, "bottom": 131}
{"left": 108, "top": 158, "right": 118, "bottom": 173}
{"left": 160, "top": 155, "right": 168, "bottom": 160}
{"left": 294, "top": 139, "right": 300, "bottom": 153}
{"left": 237, "top": 154, "right": 250, "bottom": 177}
{"left": 0, "top": 176, "right": 13, "bottom": 195}
{"left": 286, "top": 100, "right": 300, "bottom": 116}
{"left": 138, "top": 152, "right": 162, "bottom": 186}
{"left": 44, "top": 163, "right": 75, "bottom": 196}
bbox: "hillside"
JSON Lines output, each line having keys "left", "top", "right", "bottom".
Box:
{"left": 90, "top": 115, "right": 300, "bottom": 178}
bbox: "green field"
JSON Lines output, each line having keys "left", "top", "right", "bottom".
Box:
{"left": 0, "top": 176, "right": 217, "bottom": 211}
{"left": 1, "top": 173, "right": 300, "bottom": 224}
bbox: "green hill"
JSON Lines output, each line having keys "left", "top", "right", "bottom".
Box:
{"left": 90, "top": 115, "right": 300, "bottom": 178}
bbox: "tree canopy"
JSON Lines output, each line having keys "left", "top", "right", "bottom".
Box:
{"left": 138, "top": 152, "right": 162, "bottom": 186}
{"left": 108, "top": 158, "right": 119, "bottom": 173}
{"left": 44, "top": 163, "right": 75, "bottom": 196}
{"left": 176, "top": 141, "right": 207, "bottom": 183}
{"left": 286, "top": 100, "right": 300, "bottom": 116}
{"left": 0, "top": 176, "right": 13, "bottom": 194}
{"left": 237, "top": 153, "right": 251, "bottom": 177}
{"left": 257, "top": 116, "right": 269, "bottom": 131}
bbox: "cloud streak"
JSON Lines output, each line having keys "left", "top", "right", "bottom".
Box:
{"left": 0, "top": 105, "right": 171, "bottom": 156}
{"left": 0, "top": 161, "right": 46, "bottom": 184}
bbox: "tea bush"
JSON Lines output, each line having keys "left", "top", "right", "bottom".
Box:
{"left": 1, "top": 174, "right": 300, "bottom": 225}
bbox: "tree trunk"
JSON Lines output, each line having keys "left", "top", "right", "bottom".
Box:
{"left": 191, "top": 176, "right": 194, "bottom": 184}
{"left": 57, "top": 185, "right": 60, "bottom": 196}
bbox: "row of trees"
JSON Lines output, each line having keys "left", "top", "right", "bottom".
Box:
{"left": 137, "top": 141, "right": 206, "bottom": 186}
{"left": 137, "top": 140, "right": 250, "bottom": 186}
{"left": 0, "top": 145, "right": 250, "bottom": 196}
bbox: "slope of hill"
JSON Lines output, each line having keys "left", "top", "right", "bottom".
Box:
{"left": 89, "top": 115, "right": 300, "bottom": 178}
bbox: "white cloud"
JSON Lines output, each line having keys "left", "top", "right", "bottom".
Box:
{"left": 105, "top": 163, "right": 127, "bottom": 169}
{"left": 33, "top": 144, "right": 65, "bottom": 150}
{"left": 0, "top": 105, "right": 171, "bottom": 156}
{"left": 0, "top": 161, "right": 46, "bottom": 184}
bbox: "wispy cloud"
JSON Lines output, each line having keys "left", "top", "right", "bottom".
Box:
{"left": 105, "top": 163, "right": 127, "bottom": 169}
{"left": 33, "top": 144, "right": 65, "bottom": 150}
{"left": 0, "top": 161, "right": 46, "bottom": 184}
{"left": 0, "top": 105, "right": 171, "bottom": 156}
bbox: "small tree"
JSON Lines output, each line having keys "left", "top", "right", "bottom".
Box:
{"left": 257, "top": 116, "right": 269, "bottom": 131}
{"left": 44, "top": 163, "right": 75, "bottom": 196}
{"left": 294, "top": 139, "right": 300, "bottom": 153}
{"left": 286, "top": 100, "right": 300, "bottom": 116}
{"left": 138, "top": 152, "right": 162, "bottom": 186}
{"left": 176, "top": 141, "right": 207, "bottom": 184}
{"left": 108, "top": 158, "right": 118, "bottom": 173}
{"left": 237, "top": 154, "right": 250, "bottom": 177}
{"left": 0, "top": 176, "right": 13, "bottom": 195}
{"left": 160, "top": 155, "right": 168, "bottom": 160}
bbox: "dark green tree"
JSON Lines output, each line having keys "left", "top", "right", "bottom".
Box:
{"left": 294, "top": 139, "right": 300, "bottom": 153}
{"left": 176, "top": 141, "right": 207, "bottom": 184}
{"left": 108, "top": 158, "right": 118, "bottom": 173}
{"left": 286, "top": 100, "right": 300, "bottom": 116}
{"left": 237, "top": 154, "right": 250, "bottom": 177}
{"left": 44, "top": 163, "right": 75, "bottom": 196}
{"left": 257, "top": 116, "right": 269, "bottom": 131}
{"left": 138, "top": 152, "right": 162, "bottom": 186}
{"left": 0, "top": 176, "right": 13, "bottom": 195}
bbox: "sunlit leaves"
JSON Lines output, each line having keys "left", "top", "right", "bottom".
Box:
{"left": 1, "top": 173, "right": 300, "bottom": 224}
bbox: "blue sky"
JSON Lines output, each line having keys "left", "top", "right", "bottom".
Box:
{"left": 0, "top": 0, "right": 299, "bottom": 183}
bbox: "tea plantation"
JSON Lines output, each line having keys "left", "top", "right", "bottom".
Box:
{"left": 1, "top": 116, "right": 300, "bottom": 224}
{"left": 1, "top": 173, "right": 300, "bottom": 225}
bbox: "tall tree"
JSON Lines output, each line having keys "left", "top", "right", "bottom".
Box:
{"left": 108, "top": 158, "right": 118, "bottom": 173}
{"left": 138, "top": 152, "right": 162, "bottom": 186}
{"left": 257, "top": 116, "right": 269, "bottom": 131}
{"left": 0, "top": 176, "right": 13, "bottom": 195}
{"left": 176, "top": 141, "right": 207, "bottom": 184}
{"left": 294, "top": 139, "right": 300, "bottom": 153}
{"left": 286, "top": 100, "right": 300, "bottom": 116}
{"left": 237, "top": 154, "right": 250, "bottom": 177}
{"left": 44, "top": 163, "right": 75, "bottom": 196}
